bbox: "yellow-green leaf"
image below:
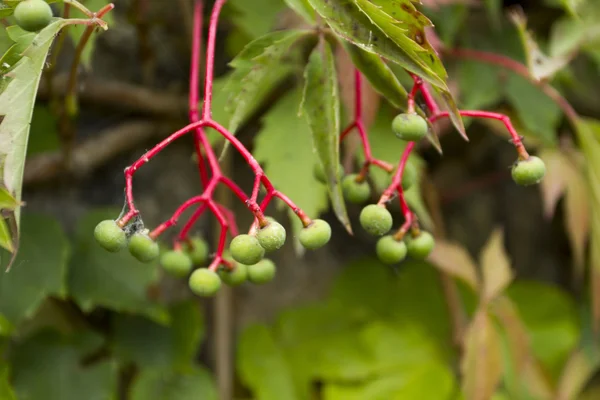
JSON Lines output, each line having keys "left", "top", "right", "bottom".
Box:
{"left": 480, "top": 228, "right": 513, "bottom": 302}
{"left": 429, "top": 240, "right": 479, "bottom": 291}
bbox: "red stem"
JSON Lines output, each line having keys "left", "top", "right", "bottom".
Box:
{"left": 201, "top": 0, "right": 227, "bottom": 120}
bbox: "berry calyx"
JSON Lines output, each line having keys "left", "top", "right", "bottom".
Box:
{"left": 218, "top": 263, "right": 248, "bottom": 286}
{"left": 160, "top": 250, "right": 193, "bottom": 278}
{"left": 376, "top": 236, "right": 408, "bottom": 265}
{"left": 256, "top": 219, "right": 286, "bottom": 252}
{"left": 511, "top": 156, "right": 546, "bottom": 186}
{"left": 392, "top": 113, "right": 428, "bottom": 142}
{"left": 406, "top": 231, "right": 435, "bottom": 260}
{"left": 230, "top": 234, "right": 264, "bottom": 265}
{"left": 247, "top": 259, "right": 276, "bottom": 284}
{"left": 128, "top": 232, "right": 160, "bottom": 263}
{"left": 314, "top": 162, "right": 344, "bottom": 184}
{"left": 298, "top": 219, "right": 332, "bottom": 250}
{"left": 94, "top": 220, "right": 127, "bottom": 253}
{"left": 14, "top": 0, "right": 53, "bottom": 32}
{"left": 342, "top": 174, "right": 371, "bottom": 204}
{"left": 359, "top": 205, "right": 393, "bottom": 236}
{"left": 184, "top": 237, "right": 209, "bottom": 265}
{"left": 189, "top": 268, "right": 221, "bottom": 297}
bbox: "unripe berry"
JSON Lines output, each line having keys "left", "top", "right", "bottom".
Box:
{"left": 376, "top": 236, "right": 408, "bottom": 265}
{"left": 160, "top": 250, "right": 193, "bottom": 278}
{"left": 218, "top": 263, "right": 248, "bottom": 286}
{"left": 359, "top": 205, "right": 393, "bottom": 236}
{"left": 247, "top": 259, "right": 276, "bottom": 284}
{"left": 342, "top": 174, "right": 371, "bottom": 204}
{"left": 314, "top": 162, "right": 344, "bottom": 184}
{"left": 392, "top": 113, "right": 428, "bottom": 142}
{"left": 298, "top": 219, "right": 331, "bottom": 250}
{"left": 406, "top": 231, "right": 435, "bottom": 260}
{"left": 511, "top": 156, "right": 546, "bottom": 186}
{"left": 257, "top": 219, "right": 286, "bottom": 252}
{"left": 230, "top": 234, "right": 264, "bottom": 265}
{"left": 185, "top": 237, "right": 209, "bottom": 265}
{"left": 94, "top": 220, "right": 127, "bottom": 253}
{"left": 14, "top": 0, "right": 53, "bottom": 32}
{"left": 189, "top": 268, "right": 221, "bottom": 297}
{"left": 128, "top": 232, "right": 160, "bottom": 263}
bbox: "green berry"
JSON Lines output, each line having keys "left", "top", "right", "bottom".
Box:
{"left": 359, "top": 205, "right": 393, "bottom": 236}
{"left": 185, "top": 237, "right": 209, "bottom": 265}
{"left": 342, "top": 174, "right": 371, "bottom": 204}
{"left": 511, "top": 156, "right": 546, "bottom": 186}
{"left": 298, "top": 219, "right": 332, "bottom": 250}
{"left": 392, "top": 113, "right": 428, "bottom": 142}
{"left": 401, "top": 163, "right": 418, "bottom": 191}
{"left": 376, "top": 236, "right": 408, "bottom": 265}
{"left": 230, "top": 234, "right": 264, "bottom": 265}
{"left": 247, "top": 259, "right": 276, "bottom": 284}
{"left": 94, "top": 220, "right": 127, "bottom": 253}
{"left": 406, "top": 231, "right": 435, "bottom": 260}
{"left": 128, "top": 232, "right": 160, "bottom": 263}
{"left": 314, "top": 162, "right": 344, "bottom": 184}
{"left": 14, "top": 0, "right": 53, "bottom": 32}
{"left": 189, "top": 268, "right": 221, "bottom": 297}
{"left": 257, "top": 219, "right": 286, "bottom": 252}
{"left": 218, "top": 263, "right": 248, "bottom": 286}
{"left": 160, "top": 250, "right": 193, "bottom": 278}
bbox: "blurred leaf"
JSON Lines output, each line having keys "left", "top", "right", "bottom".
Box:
{"left": 0, "top": 26, "right": 35, "bottom": 76}
{"left": 227, "top": 0, "right": 287, "bottom": 39}
{"left": 0, "top": 364, "right": 16, "bottom": 400}
{"left": 461, "top": 309, "right": 503, "bottom": 400}
{"left": 427, "top": 3, "right": 468, "bottom": 47}
{"left": 0, "top": 213, "right": 69, "bottom": 326}
{"left": 0, "top": 20, "right": 66, "bottom": 260}
{"left": 0, "top": 187, "right": 18, "bottom": 210}
{"left": 507, "top": 281, "right": 580, "bottom": 380}
{"left": 238, "top": 324, "right": 299, "bottom": 400}
{"left": 0, "top": 218, "right": 13, "bottom": 253}
{"left": 284, "top": 0, "right": 316, "bottom": 23}
{"left": 67, "top": 209, "right": 167, "bottom": 322}
{"left": 564, "top": 157, "right": 591, "bottom": 274}
{"left": 457, "top": 61, "right": 502, "bottom": 110}
{"left": 322, "top": 361, "right": 454, "bottom": 400}
{"left": 130, "top": 366, "right": 217, "bottom": 400}
{"left": 27, "top": 105, "right": 60, "bottom": 156}
{"left": 0, "top": 313, "right": 12, "bottom": 336}
{"left": 504, "top": 73, "right": 560, "bottom": 146}
{"left": 225, "top": 30, "right": 313, "bottom": 134}
{"left": 484, "top": 0, "right": 502, "bottom": 28}
{"left": 555, "top": 347, "right": 600, "bottom": 400}
{"left": 254, "top": 89, "right": 329, "bottom": 238}
{"left": 112, "top": 300, "right": 203, "bottom": 370}
{"left": 10, "top": 330, "right": 117, "bottom": 400}
{"left": 539, "top": 148, "right": 570, "bottom": 218}
{"left": 429, "top": 240, "right": 479, "bottom": 291}
{"left": 480, "top": 228, "right": 513, "bottom": 303}
{"left": 301, "top": 41, "right": 351, "bottom": 233}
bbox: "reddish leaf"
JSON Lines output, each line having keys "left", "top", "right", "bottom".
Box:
{"left": 428, "top": 240, "right": 479, "bottom": 291}
{"left": 539, "top": 148, "right": 569, "bottom": 219}
{"left": 480, "top": 229, "right": 513, "bottom": 303}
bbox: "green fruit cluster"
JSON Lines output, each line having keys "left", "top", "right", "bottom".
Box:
{"left": 94, "top": 220, "right": 160, "bottom": 263}
{"left": 14, "top": 0, "right": 53, "bottom": 32}
{"left": 375, "top": 231, "right": 435, "bottom": 265}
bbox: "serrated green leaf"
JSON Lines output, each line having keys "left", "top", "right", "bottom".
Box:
{"left": 67, "top": 209, "right": 167, "bottom": 322}
{"left": 10, "top": 330, "right": 117, "bottom": 400}
{"left": 254, "top": 89, "right": 329, "bottom": 238}
{"left": 284, "top": 0, "right": 316, "bottom": 23}
{"left": 0, "top": 19, "right": 66, "bottom": 259}
{"left": 0, "top": 213, "right": 69, "bottom": 325}
{"left": 238, "top": 324, "right": 299, "bottom": 400}
{"left": 112, "top": 300, "right": 204, "bottom": 370}
{"left": 301, "top": 41, "right": 351, "bottom": 233}
{"left": 0, "top": 26, "right": 35, "bottom": 76}
{"left": 130, "top": 366, "right": 217, "bottom": 400}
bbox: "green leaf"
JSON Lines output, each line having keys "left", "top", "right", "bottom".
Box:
{"left": 0, "top": 19, "right": 66, "bottom": 258}
{"left": 284, "top": 0, "right": 316, "bottom": 23}
{"left": 67, "top": 209, "right": 167, "bottom": 322}
{"left": 457, "top": 61, "right": 502, "bottom": 110}
{"left": 0, "top": 364, "right": 16, "bottom": 400}
{"left": 322, "top": 361, "right": 454, "bottom": 400}
{"left": 10, "top": 330, "right": 117, "bottom": 400}
{"left": 427, "top": 4, "right": 469, "bottom": 47}
{"left": 507, "top": 281, "right": 580, "bottom": 380}
{"left": 301, "top": 41, "right": 351, "bottom": 233}
{"left": 27, "top": 105, "right": 60, "bottom": 155}
{"left": 238, "top": 324, "right": 299, "bottom": 400}
{"left": 227, "top": 0, "right": 287, "bottom": 39}
{"left": 504, "top": 73, "right": 560, "bottom": 146}
{"left": 0, "top": 26, "right": 35, "bottom": 76}
{"left": 254, "top": 89, "right": 329, "bottom": 238}
{"left": 130, "top": 366, "right": 217, "bottom": 400}
{"left": 0, "top": 213, "right": 69, "bottom": 326}
{"left": 112, "top": 300, "right": 204, "bottom": 370}
{"left": 0, "top": 187, "right": 18, "bottom": 210}
{"left": 225, "top": 29, "right": 314, "bottom": 134}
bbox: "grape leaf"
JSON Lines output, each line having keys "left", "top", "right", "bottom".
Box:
{"left": 0, "top": 19, "right": 66, "bottom": 262}
{"left": 67, "top": 209, "right": 167, "bottom": 322}
{"left": 0, "top": 213, "right": 69, "bottom": 327}
{"left": 130, "top": 366, "right": 217, "bottom": 400}
{"left": 254, "top": 89, "right": 329, "bottom": 239}
{"left": 301, "top": 41, "right": 351, "bottom": 233}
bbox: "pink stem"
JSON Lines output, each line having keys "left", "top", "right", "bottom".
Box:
{"left": 201, "top": 0, "right": 227, "bottom": 120}
{"left": 177, "top": 203, "right": 208, "bottom": 241}
{"left": 378, "top": 142, "right": 416, "bottom": 206}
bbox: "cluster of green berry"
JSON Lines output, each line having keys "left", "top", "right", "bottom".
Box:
{"left": 94, "top": 215, "right": 332, "bottom": 297}
{"left": 13, "top": 0, "right": 53, "bottom": 32}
